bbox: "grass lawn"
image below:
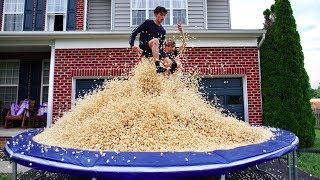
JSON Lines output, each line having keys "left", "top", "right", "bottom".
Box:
{"left": 0, "top": 173, "right": 11, "bottom": 180}
{"left": 298, "top": 128, "right": 320, "bottom": 177}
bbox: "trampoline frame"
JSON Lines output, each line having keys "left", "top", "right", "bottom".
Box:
{"left": 5, "top": 128, "right": 299, "bottom": 180}
{"left": 9, "top": 151, "right": 298, "bottom": 180}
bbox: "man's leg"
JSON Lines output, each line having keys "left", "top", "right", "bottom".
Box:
{"left": 148, "top": 38, "right": 167, "bottom": 73}
{"left": 148, "top": 38, "right": 160, "bottom": 60}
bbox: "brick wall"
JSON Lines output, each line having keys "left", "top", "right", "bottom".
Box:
{"left": 76, "top": 0, "right": 84, "bottom": 30}
{"left": 53, "top": 47, "right": 262, "bottom": 124}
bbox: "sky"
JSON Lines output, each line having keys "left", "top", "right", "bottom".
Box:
{"left": 230, "top": 0, "right": 320, "bottom": 89}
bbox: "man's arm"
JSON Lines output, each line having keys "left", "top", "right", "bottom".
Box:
{"left": 129, "top": 20, "right": 148, "bottom": 47}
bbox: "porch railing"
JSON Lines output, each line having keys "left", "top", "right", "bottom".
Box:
{"left": 313, "top": 108, "right": 320, "bottom": 128}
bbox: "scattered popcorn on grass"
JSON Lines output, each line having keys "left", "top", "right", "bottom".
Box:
{"left": 33, "top": 58, "right": 273, "bottom": 152}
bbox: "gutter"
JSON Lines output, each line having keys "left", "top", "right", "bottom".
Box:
{"left": 0, "top": 29, "right": 266, "bottom": 41}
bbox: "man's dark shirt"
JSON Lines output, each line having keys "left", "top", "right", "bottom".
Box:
{"left": 129, "top": 19, "right": 166, "bottom": 52}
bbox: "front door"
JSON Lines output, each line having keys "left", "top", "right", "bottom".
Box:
{"left": 18, "top": 61, "right": 42, "bottom": 105}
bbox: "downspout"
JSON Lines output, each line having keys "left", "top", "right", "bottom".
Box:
{"left": 83, "top": 0, "right": 87, "bottom": 30}
{"left": 204, "top": 0, "right": 208, "bottom": 29}
{"left": 47, "top": 45, "right": 55, "bottom": 128}
{"left": 258, "top": 33, "right": 266, "bottom": 48}
{"left": 111, "top": 0, "right": 114, "bottom": 30}
{"left": 257, "top": 32, "right": 266, "bottom": 119}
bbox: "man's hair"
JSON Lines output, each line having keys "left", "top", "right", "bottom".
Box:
{"left": 154, "top": 6, "right": 168, "bottom": 15}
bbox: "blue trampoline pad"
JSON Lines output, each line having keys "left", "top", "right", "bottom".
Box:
{"left": 4, "top": 127, "right": 298, "bottom": 180}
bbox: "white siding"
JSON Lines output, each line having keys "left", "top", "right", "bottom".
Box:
{"left": 87, "top": 0, "right": 111, "bottom": 30}
{"left": 207, "top": 0, "right": 231, "bottom": 29}
{"left": 186, "top": 0, "right": 205, "bottom": 30}
{"left": 113, "top": 0, "right": 130, "bottom": 30}
{"left": 87, "top": 0, "right": 231, "bottom": 31}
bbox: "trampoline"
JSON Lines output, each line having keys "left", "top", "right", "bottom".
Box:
{"left": 4, "top": 127, "right": 299, "bottom": 180}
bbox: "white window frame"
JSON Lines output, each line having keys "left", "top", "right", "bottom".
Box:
{"left": 40, "top": 59, "right": 50, "bottom": 104}
{"left": 2, "top": 0, "right": 25, "bottom": 31}
{"left": 0, "top": 60, "right": 20, "bottom": 108}
{"left": 130, "top": 0, "right": 188, "bottom": 27}
{"left": 45, "top": 0, "right": 68, "bottom": 31}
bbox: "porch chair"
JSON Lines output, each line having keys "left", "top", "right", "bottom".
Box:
{"left": 3, "top": 100, "right": 28, "bottom": 128}
{"left": 3, "top": 100, "right": 35, "bottom": 128}
{"left": 29, "top": 102, "right": 47, "bottom": 128}
{"left": 22, "top": 100, "right": 36, "bottom": 128}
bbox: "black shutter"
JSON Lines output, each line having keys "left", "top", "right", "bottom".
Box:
{"left": 23, "top": 0, "right": 34, "bottom": 31}
{"left": 66, "top": 0, "right": 76, "bottom": 30}
{"left": 34, "top": 0, "right": 45, "bottom": 31}
{"left": 0, "top": 0, "right": 3, "bottom": 29}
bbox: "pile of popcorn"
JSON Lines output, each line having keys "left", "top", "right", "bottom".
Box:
{"left": 33, "top": 58, "right": 272, "bottom": 152}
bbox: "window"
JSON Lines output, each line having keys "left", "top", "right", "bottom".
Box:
{"left": 46, "top": 0, "right": 67, "bottom": 31}
{"left": 131, "top": 0, "right": 187, "bottom": 26}
{"left": 0, "top": 61, "right": 20, "bottom": 108}
{"left": 41, "top": 60, "right": 50, "bottom": 104}
{"left": 3, "top": 0, "right": 25, "bottom": 31}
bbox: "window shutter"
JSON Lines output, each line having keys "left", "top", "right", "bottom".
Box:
{"left": 34, "top": 0, "right": 45, "bottom": 31}
{"left": 0, "top": 0, "right": 3, "bottom": 29}
{"left": 66, "top": 0, "right": 76, "bottom": 30}
{"left": 23, "top": 0, "right": 34, "bottom": 31}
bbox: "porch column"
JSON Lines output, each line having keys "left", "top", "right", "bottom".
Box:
{"left": 47, "top": 45, "right": 55, "bottom": 128}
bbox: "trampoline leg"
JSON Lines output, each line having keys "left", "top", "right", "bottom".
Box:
{"left": 12, "top": 161, "right": 17, "bottom": 180}
{"left": 220, "top": 174, "right": 225, "bottom": 180}
{"left": 287, "top": 153, "right": 292, "bottom": 180}
{"left": 293, "top": 150, "right": 298, "bottom": 180}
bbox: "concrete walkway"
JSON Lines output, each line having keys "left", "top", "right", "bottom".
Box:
{"left": 0, "top": 127, "right": 34, "bottom": 137}
{"left": 0, "top": 161, "right": 30, "bottom": 173}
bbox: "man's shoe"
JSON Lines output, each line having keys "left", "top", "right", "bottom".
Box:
{"left": 156, "top": 66, "right": 167, "bottom": 73}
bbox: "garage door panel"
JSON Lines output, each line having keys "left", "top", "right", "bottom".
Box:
{"left": 200, "top": 78, "right": 225, "bottom": 88}
{"left": 199, "top": 77, "right": 244, "bottom": 121}
{"left": 205, "top": 89, "right": 242, "bottom": 96}
{"left": 225, "top": 78, "right": 243, "bottom": 88}
{"left": 76, "top": 79, "right": 105, "bottom": 99}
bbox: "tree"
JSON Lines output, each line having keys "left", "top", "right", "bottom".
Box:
{"left": 317, "top": 83, "right": 320, "bottom": 98}
{"left": 260, "top": 0, "right": 315, "bottom": 148}
{"left": 310, "top": 88, "right": 317, "bottom": 98}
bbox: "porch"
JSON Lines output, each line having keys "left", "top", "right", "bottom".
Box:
{"left": 0, "top": 44, "right": 51, "bottom": 130}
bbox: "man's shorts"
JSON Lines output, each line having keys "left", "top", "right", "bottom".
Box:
{"left": 140, "top": 43, "right": 167, "bottom": 59}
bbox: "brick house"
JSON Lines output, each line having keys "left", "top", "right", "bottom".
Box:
{"left": 0, "top": 0, "right": 265, "bottom": 140}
